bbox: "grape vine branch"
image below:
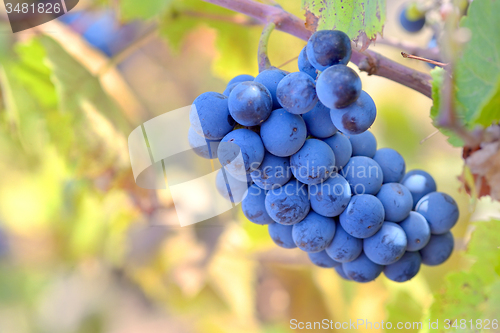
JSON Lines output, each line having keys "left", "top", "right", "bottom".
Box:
{"left": 201, "top": 0, "right": 433, "bottom": 98}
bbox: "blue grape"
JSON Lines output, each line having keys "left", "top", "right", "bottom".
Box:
{"left": 325, "top": 222, "right": 363, "bottom": 262}
{"left": 223, "top": 82, "right": 239, "bottom": 97}
{"left": 268, "top": 222, "right": 297, "bottom": 249}
{"left": 251, "top": 152, "right": 292, "bottom": 190}
{"left": 290, "top": 139, "right": 335, "bottom": 185}
{"left": 348, "top": 130, "right": 377, "bottom": 158}
{"left": 399, "top": 211, "right": 431, "bottom": 251}
{"left": 373, "top": 148, "right": 406, "bottom": 183}
{"left": 420, "top": 232, "right": 454, "bottom": 266}
{"left": 242, "top": 185, "right": 274, "bottom": 225}
{"left": 292, "top": 211, "right": 336, "bottom": 252}
{"left": 308, "top": 250, "right": 340, "bottom": 268}
{"left": 265, "top": 180, "right": 310, "bottom": 225}
{"left": 302, "top": 101, "right": 338, "bottom": 138}
{"left": 334, "top": 265, "right": 351, "bottom": 280}
{"left": 228, "top": 74, "right": 254, "bottom": 86}
{"left": 339, "top": 194, "right": 385, "bottom": 239}
{"left": 298, "top": 46, "right": 317, "bottom": 79}
{"left": 218, "top": 129, "right": 265, "bottom": 176}
{"left": 363, "top": 222, "right": 407, "bottom": 265}
{"left": 342, "top": 156, "right": 383, "bottom": 195}
{"left": 254, "top": 68, "right": 288, "bottom": 110}
{"left": 323, "top": 132, "right": 353, "bottom": 169}
{"left": 228, "top": 82, "right": 273, "bottom": 126}
{"left": 400, "top": 169, "right": 437, "bottom": 208}
{"left": 330, "top": 91, "right": 376, "bottom": 134}
{"left": 415, "top": 192, "right": 459, "bottom": 235}
{"left": 309, "top": 175, "right": 351, "bottom": 217}
{"left": 260, "top": 109, "right": 307, "bottom": 157}
{"left": 384, "top": 251, "right": 421, "bottom": 282}
{"left": 190, "top": 92, "right": 235, "bottom": 140}
{"left": 376, "top": 183, "right": 413, "bottom": 222}
{"left": 342, "top": 252, "right": 383, "bottom": 283}
{"left": 276, "top": 72, "right": 318, "bottom": 114}
{"left": 305, "top": 30, "right": 352, "bottom": 71}
{"left": 188, "top": 127, "right": 220, "bottom": 159}
{"left": 316, "top": 65, "right": 361, "bottom": 109}
{"left": 399, "top": 6, "right": 426, "bottom": 33}
{"left": 215, "top": 169, "right": 250, "bottom": 203}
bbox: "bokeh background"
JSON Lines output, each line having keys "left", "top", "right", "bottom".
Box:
{"left": 0, "top": 0, "right": 498, "bottom": 332}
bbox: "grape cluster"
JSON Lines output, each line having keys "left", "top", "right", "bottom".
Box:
{"left": 188, "top": 30, "right": 459, "bottom": 283}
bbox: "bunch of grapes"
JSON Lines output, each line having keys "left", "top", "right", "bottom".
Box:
{"left": 188, "top": 30, "right": 459, "bottom": 283}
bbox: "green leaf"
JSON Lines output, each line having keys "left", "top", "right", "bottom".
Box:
{"left": 159, "top": 0, "right": 258, "bottom": 79}
{"left": 429, "top": 220, "right": 500, "bottom": 331}
{"left": 120, "top": 0, "right": 174, "bottom": 20}
{"left": 429, "top": 67, "right": 464, "bottom": 147}
{"left": 454, "top": 0, "right": 500, "bottom": 128}
{"left": 301, "top": 0, "right": 386, "bottom": 40}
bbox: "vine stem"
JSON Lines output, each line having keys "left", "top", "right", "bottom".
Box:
{"left": 258, "top": 22, "right": 276, "bottom": 72}
{"left": 201, "top": 0, "right": 433, "bottom": 98}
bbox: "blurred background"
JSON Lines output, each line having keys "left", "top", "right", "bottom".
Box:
{"left": 0, "top": 0, "right": 498, "bottom": 332}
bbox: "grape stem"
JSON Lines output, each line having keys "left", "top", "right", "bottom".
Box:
{"left": 201, "top": 0, "right": 433, "bottom": 98}
{"left": 401, "top": 52, "right": 447, "bottom": 67}
{"left": 258, "top": 22, "right": 276, "bottom": 72}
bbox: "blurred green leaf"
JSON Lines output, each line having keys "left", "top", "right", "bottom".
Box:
{"left": 386, "top": 290, "right": 422, "bottom": 333}
{"left": 301, "top": 0, "right": 386, "bottom": 40}
{"left": 429, "top": 220, "right": 500, "bottom": 332}
{"left": 120, "top": 0, "right": 174, "bottom": 20}
{"left": 455, "top": 0, "right": 500, "bottom": 128}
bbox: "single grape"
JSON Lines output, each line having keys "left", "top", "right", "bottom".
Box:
{"left": 325, "top": 222, "right": 363, "bottom": 262}
{"left": 302, "top": 101, "right": 338, "bottom": 138}
{"left": 323, "top": 132, "right": 353, "bottom": 169}
{"left": 399, "top": 211, "right": 431, "bottom": 251}
{"left": 309, "top": 175, "right": 351, "bottom": 217}
{"left": 265, "top": 180, "right": 310, "bottom": 225}
{"left": 305, "top": 30, "right": 352, "bottom": 71}
{"left": 342, "top": 252, "right": 384, "bottom": 283}
{"left": 339, "top": 194, "right": 385, "bottom": 239}
{"left": 400, "top": 169, "right": 437, "bottom": 208}
{"left": 260, "top": 109, "right": 307, "bottom": 157}
{"left": 290, "top": 139, "right": 336, "bottom": 185}
{"left": 228, "top": 74, "right": 254, "bottom": 86}
{"left": 376, "top": 183, "right": 413, "bottom": 222}
{"left": 420, "top": 232, "right": 454, "bottom": 266}
{"left": 292, "top": 211, "right": 336, "bottom": 253}
{"left": 308, "top": 250, "right": 340, "bottom": 268}
{"left": 254, "top": 68, "right": 288, "bottom": 110}
{"left": 276, "top": 72, "right": 318, "bottom": 114}
{"left": 342, "top": 156, "right": 383, "bottom": 195}
{"left": 373, "top": 148, "right": 406, "bottom": 183}
{"left": 188, "top": 127, "right": 220, "bottom": 159}
{"left": 363, "top": 222, "right": 407, "bottom": 265}
{"left": 334, "top": 265, "right": 351, "bottom": 280}
{"left": 316, "top": 65, "right": 361, "bottom": 109}
{"left": 223, "top": 82, "right": 238, "bottom": 97}
{"left": 228, "top": 81, "right": 273, "bottom": 126}
{"left": 348, "top": 130, "right": 377, "bottom": 158}
{"left": 415, "top": 192, "right": 459, "bottom": 235}
{"left": 218, "top": 128, "right": 265, "bottom": 176}
{"left": 298, "top": 46, "right": 317, "bottom": 79}
{"left": 384, "top": 251, "right": 421, "bottom": 282}
{"left": 330, "top": 91, "right": 376, "bottom": 134}
{"left": 215, "top": 169, "right": 250, "bottom": 203}
{"left": 242, "top": 185, "right": 274, "bottom": 225}
{"left": 268, "top": 222, "right": 297, "bottom": 249}
{"left": 251, "top": 152, "right": 292, "bottom": 190}
{"left": 399, "top": 5, "right": 426, "bottom": 33}
{"left": 190, "top": 92, "right": 235, "bottom": 140}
